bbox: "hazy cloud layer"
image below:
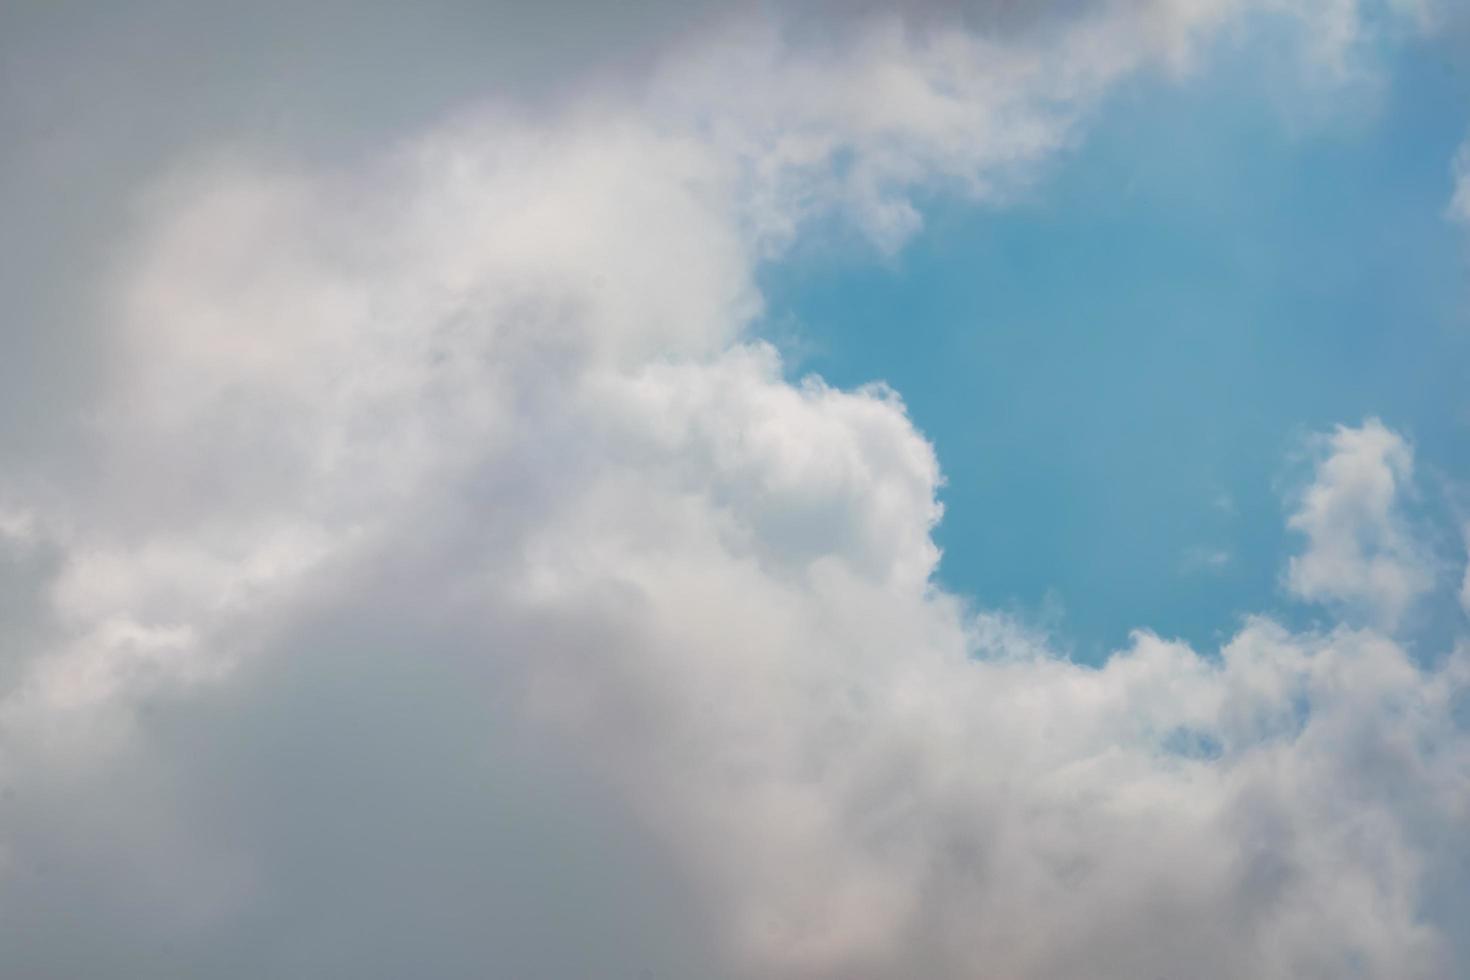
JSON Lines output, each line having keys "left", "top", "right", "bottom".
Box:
{"left": 2, "top": 3, "right": 1468, "bottom": 979}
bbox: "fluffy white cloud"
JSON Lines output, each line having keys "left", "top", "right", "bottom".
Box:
{"left": 0, "top": 3, "right": 1467, "bottom": 979}
{"left": 1284, "top": 420, "right": 1435, "bottom": 629}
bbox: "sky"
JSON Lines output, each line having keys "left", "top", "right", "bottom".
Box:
{"left": 763, "top": 18, "right": 1470, "bottom": 658}
{"left": 1, "top": 2, "right": 1470, "bottom": 978}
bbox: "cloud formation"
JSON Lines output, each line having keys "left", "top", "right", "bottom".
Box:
{"left": 1285, "top": 420, "right": 1435, "bottom": 629}
{"left": 1, "top": 3, "right": 1468, "bottom": 979}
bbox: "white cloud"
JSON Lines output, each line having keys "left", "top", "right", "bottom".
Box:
{"left": 0, "top": 3, "right": 1465, "bottom": 979}
{"left": 1284, "top": 420, "right": 1435, "bottom": 629}
{"left": 1452, "top": 138, "right": 1470, "bottom": 225}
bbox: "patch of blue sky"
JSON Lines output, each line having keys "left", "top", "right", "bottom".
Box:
{"left": 758, "top": 25, "right": 1470, "bottom": 662}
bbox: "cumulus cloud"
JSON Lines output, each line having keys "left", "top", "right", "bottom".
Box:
{"left": 1284, "top": 420, "right": 1435, "bottom": 629}
{"left": 1, "top": 3, "right": 1467, "bottom": 979}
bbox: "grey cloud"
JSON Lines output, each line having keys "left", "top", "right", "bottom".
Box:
{"left": 0, "top": 0, "right": 732, "bottom": 466}
{"left": 0, "top": 584, "right": 722, "bottom": 979}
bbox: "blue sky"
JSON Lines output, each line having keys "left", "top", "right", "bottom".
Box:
{"left": 763, "top": 26, "right": 1470, "bottom": 659}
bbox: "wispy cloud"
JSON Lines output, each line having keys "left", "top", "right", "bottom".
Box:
{"left": 1183, "top": 546, "right": 1233, "bottom": 572}
{"left": 1451, "top": 138, "right": 1470, "bottom": 225}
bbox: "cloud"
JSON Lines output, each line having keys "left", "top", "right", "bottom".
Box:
{"left": 1184, "top": 546, "right": 1234, "bottom": 572}
{"left": 1284, "top": 420, "right": 1435, "bottom": 629}
{"left": 1452, "top": 138, "right": 1470, "bottom": 225}
{"left": 0, "top": 3, "right": 1466, "bottom": 979}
